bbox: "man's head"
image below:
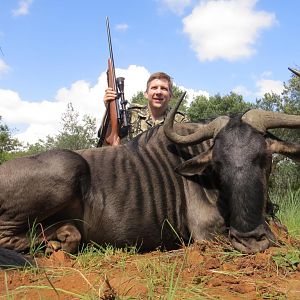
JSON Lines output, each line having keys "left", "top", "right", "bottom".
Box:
{"left": 144, "top": 72, "right": 173, "bottom": 114}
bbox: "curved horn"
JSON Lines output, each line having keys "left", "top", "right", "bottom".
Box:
{"left": 164, "top": 92, "right": 229, "bottom": 145}
{"left": 242, "top": 109, "right": 300, "bottom": 133}
{"left": 288, "top": 67, "right": 300, "bottom": 77}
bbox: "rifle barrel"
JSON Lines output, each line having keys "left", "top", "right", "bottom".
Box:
{"left": 106, "top": 17, "right": 117, "bottom": 90}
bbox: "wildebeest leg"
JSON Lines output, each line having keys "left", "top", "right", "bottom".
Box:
{"left": 0, "top": 185, "right": 85, "bottom": 254}
{"left": 0, "top": 221, "right": 81, "bottom": 254}
{"left": 43, "top": 222, "right": 82, "bottom": 254}
{"left": 0, "top": 149, "right": 91, "bottom": 254}
{"left": 0, "top": 197, "right": 84, "bottom": 254}
{"left": 0, "top": 229, "right": 32, "bottom": 252}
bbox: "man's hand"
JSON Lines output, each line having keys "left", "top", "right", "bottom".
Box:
{"left": 104, "top": 87, "right": 117, "bottom": 103}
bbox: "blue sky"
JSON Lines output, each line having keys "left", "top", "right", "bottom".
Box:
{"left": 0, "top": 0, "right": 299, "bottom": 144}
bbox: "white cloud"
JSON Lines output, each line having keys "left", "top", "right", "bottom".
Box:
{"left": 176, "top": 84, "right": 209, "bottom": 104}
{"left": 232, "top": 72, "right": 284, "bottom": 101}
{"left": 115, "top": 23, "right": 129, "bottom": 32}
{"left": 232, "top": 85, "right": 252, "bottom": 98}
{"left": 182, "top": 0, "right": 276, "bottom": 61}
{"left": 160, "top": 0, "right": 192, "bottom": 15}
{"left": 12, "top": 0, "right": 33, "bottom": 17}
{"left": 2, "top": 65, "right": 150, "bottom": 144}
{"left": 255, "top": 79, "right": 284, "bottom": 97}
{"left": 0, "top": 58, "right": 10, "bottom": 74}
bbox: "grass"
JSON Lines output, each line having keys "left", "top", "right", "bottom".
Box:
{"left": 272, "top": 246, "right": 300, "bottom": 272}
{"left": 26, "top": 219, "right": 47, "bottom": 257}
{"left": 270, "top": 187, "right": 300, "bottom": 238}
{"left": 1, "top": 238, "right": 299, "bottom": 299}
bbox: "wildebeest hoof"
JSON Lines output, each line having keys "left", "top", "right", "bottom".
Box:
{"left": 229, "top": 224, "right": 276, "bottom": 253}
{"left": 55, "top": 224, "right": 81, "bottom": 254}
{"left": 45, "top": 241, "right": 62, "bottom": 256}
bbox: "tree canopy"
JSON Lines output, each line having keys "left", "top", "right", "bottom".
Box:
{"left": 0, "top": 116, "right": 21, "bottom": 163}
{"left": 255, "top": 72, "right": 300, "bottom": 142}
{"left": 187, "top": 92, "right": 254, "bottom": 121}
{"left": 26, "top": 103, "right": 98, "bottom": 154}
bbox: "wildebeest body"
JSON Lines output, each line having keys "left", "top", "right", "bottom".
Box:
{"left": 1, "top": 103, "right": 300, "bottom": 266}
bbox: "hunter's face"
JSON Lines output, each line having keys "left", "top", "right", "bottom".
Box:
{"left": 145, "top": 79, "right": 171, "bottom": 111}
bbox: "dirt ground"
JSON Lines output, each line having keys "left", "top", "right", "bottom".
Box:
{"left": 1, "top": 224, "right": 300, "bottom": 299}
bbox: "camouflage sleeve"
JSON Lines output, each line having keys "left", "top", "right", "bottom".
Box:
{"left": 124, "top": 105, "right": 146, "bottom": 141}
{"left": 174, "top": 111, "right": 189, "bottom": 123}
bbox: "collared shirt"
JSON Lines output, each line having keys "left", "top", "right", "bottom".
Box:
{"left": 124, "top": 104, "right": 188, "bottom": 141}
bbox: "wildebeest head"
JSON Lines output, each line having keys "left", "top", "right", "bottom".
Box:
{"left": 164, "top": 93, "right": 300, "bottom": 253}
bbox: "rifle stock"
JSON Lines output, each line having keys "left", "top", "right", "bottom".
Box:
{"left": 105, "top": 58, "right": 120, "bottom": 146}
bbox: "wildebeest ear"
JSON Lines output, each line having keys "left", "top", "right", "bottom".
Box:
{"left": 175, "top": 149, "right": 212, "bottom": 176}
{"left": 266, "top": 138, "right": 300, "bottom": 162}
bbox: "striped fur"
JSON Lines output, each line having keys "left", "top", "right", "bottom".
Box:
{"left": 78, "top": 124, "right": 221, "bottom": 251}
{"left": 2, "top": 114, "right": 299, "bottom": 266}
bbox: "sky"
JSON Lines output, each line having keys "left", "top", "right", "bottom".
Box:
{"left": 0, "top": 0, "right": 299, "bottom": 144}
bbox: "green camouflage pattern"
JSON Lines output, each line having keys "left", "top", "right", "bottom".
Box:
{"left": 122, "top": 104, "right": 188, "bottom": 142}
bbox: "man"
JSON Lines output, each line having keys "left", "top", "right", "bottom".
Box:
{"left": 103, "top": 71, "right": 187, "bottom": 142}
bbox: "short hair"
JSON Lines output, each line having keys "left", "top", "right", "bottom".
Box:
{"left": 146, "top": 72, "right": 173, "bottom": 96}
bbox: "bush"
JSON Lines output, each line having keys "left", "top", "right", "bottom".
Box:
{"left": 269, "top": 158, "right": 300, "bottom": 194}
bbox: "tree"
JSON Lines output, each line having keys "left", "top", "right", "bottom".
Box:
{"left": 282, "top": 71, "right": 300, "bottom": 114}
{"left": 255, "top": 73, "right": 300, "bottom": 142}
{"left": 187, "top": 92, "right": 254, "bottom": 121}
{"left": 55, "top": 103, "right": 98, "bottom": 150}
{"left": 255, "top": 73, "right": 300, "bottom": 192}
{"left": 26, "top": 103, "right": 98, "bottom": 153}
{"left": 169, "top": 85, "right": 189, "bottom": 112}
{"left": 131, "top": 91, "right": 147, "bottom": 106}
{"left": 0, "top": 116, "right": 21, "bottom": 163}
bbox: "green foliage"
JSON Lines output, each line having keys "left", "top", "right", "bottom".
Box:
{"left": 272, "top": 248, "right": 300, "bottom": 271}
{"left": 269, "top": 159, "right": 300, "bottom": 192}
{"left": 257, "top": 74, "right": 300, "bottom": 233}
{"left": 131, "top": 91, "right": 147, "bottom": 106}
{"left": 27, "top": 219, "right": 45, "bottom": 257}
{"left": 55, "top": 103, "right": 98, "bottom": 150}
{"left": 0, "top": 116, "right": 21, "bottom": 164}
{"left": 255, "top": 74, "right": 300, "bottom": 142}
{"left": 170, "top": 85, "right": 189, "bottom": 112}
{"left": 26, "top": 103, "right": 98, "bottom": 154}
{"left": 282, "top": 72, "right": 300, "bottom": 113}
{"left": 256, "top": 77, "right": 300, "bottom": 236}
{"left": 187, "top": 92, "right": 254, "bottom": 121}
{"left": 271, "top": 186, "right": 300, "bottom": 237}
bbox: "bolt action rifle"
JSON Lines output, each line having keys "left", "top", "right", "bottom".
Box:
{"left": 97, "top": 17, "right": 129, "bottom": 147}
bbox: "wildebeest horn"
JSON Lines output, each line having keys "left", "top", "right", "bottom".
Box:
{"left": 288, "top": 67, "right": 300, "bottom": 77}
{"left": 164, "top": 92, "right": 229, "bottom": 145}
{"left": 242, "top": 109, "right": 300, "bottom": 133}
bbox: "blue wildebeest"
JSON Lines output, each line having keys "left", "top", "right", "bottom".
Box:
{"left": 0, "top": 95, "right": 299, "bottom": 267}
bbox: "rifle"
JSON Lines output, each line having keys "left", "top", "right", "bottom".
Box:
{"left": 97, "top": 17, "right": 129, "bottom": 147}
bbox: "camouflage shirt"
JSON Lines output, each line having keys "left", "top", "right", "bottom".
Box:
{"left": 122, "top": 104, "right": 188, "bottom": 142}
